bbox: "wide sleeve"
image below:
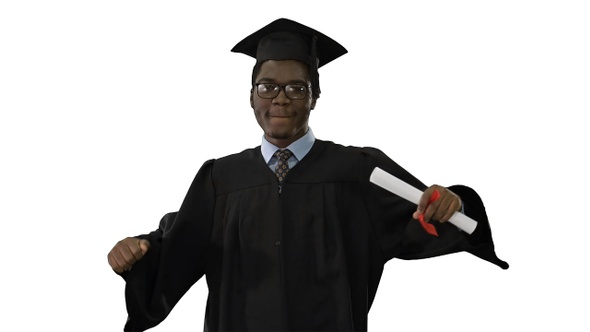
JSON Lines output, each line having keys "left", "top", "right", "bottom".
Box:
{"left": 123, "top": 159, "right": 216, "bottom": 332}
{"left": 359, "top": 148, "right": 508, "bottom": 270}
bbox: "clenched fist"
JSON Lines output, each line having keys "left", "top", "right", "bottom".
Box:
{"left": 412, "top": 185, "right": 462, "bottom": 223}
{"left": 107, "top": 237, "right": 150, "bottom": 274}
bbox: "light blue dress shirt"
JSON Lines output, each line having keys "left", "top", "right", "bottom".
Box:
{"left": 261, "top": 128, "right": 316, "bottom": 171}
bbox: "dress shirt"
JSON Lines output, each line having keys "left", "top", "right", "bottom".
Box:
{"left": 261, "top": 128, "right": 315, "bottom": 171}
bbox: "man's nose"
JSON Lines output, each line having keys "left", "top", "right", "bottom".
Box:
{"left": 272, "top": 88, "right": 291, "bottom": 104}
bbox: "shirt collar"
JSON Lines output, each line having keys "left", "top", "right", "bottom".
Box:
{"left": 261, "top": 128, "right": 316, "bottom": 163}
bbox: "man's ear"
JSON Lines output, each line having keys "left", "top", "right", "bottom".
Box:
{"left": 250, "top": 88, "right": 254, "bottom": 109}
{"left": 311, "top": 98, "right": 317, "bottom": 110}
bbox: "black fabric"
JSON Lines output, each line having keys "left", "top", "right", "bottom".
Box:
{"left": 122, "top": 140, "right": 508, "bottom": 332}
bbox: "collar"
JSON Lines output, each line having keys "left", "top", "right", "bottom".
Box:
{"left": 261, "top": 128, "right": 316, "bottom": 163}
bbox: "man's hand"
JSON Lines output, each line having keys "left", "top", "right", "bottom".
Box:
{"left": 107, "top": 237, "right": 150, "bottom": 274}
{"left": 412, "top": 185, "right": 462, "bottom": 223}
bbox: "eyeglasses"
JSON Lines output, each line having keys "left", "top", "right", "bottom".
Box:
{"left": 254, "top": 83, "right": 310, "bottom": 100}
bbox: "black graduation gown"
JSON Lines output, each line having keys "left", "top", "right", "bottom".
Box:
{"left": 122, "top": 139, "right": 508, "bottom": 332}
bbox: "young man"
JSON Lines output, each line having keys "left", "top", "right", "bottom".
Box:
{"left": 108, "top": 18, "right": 508, "bottom": 332}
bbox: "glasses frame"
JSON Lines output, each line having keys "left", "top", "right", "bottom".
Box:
{"left": 254, "top": 83, "right": 311, "bottom": 100}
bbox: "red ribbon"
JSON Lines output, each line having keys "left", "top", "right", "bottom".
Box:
{"left": 417, "top": 189, "right": 440, "bottom": 237}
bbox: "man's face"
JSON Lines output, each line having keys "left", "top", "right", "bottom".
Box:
{"left": 251, "top": 60, "right": 316, "bottom": 148}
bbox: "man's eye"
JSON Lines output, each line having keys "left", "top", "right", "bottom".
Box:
{"left": 260, "top": 84, "right": 278, "bottom": 92}
{"left": 289, "top": 85, "right": 305, "bottom": 93}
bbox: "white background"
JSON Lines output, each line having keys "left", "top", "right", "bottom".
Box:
{"left": 1, "top": 1, "right": 589, "bottom": 331}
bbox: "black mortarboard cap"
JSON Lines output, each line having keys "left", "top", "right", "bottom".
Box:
{"left": 231, "top": 18, "right": 347, "bottom": 69}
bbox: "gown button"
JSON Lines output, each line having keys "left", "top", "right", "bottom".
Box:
{"left": 275, "top": 241, "right": 281, "bottom": 246}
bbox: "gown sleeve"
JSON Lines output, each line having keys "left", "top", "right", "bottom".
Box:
{"left": 123, "top": 159, "right": 216, "bottom": 332}
{"left": 359, "top": 147, "right": 508, "bottom": 270}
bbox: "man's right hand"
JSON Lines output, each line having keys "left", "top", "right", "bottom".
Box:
{"left": 107, "top": 237, "right": 150, "bottom": 274}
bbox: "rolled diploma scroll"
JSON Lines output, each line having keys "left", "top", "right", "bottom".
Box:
{"left": 369, "top": 167, "right": 478, "bottom": 234}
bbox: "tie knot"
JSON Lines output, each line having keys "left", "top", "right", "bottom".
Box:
{"left": 274, "top": 149, "right": 292, "bottom": 162}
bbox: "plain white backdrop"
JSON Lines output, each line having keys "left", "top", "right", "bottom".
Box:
{"left": 1, "top": 1, "right": 589, "bottom": 331}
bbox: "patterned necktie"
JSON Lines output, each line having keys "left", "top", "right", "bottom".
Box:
{"left": 274, "top": 149, "right": 293, "bottom": 185}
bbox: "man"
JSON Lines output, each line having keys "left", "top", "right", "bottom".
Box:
{"left": 108, "top": 18, "right": 508, "bottom": 332}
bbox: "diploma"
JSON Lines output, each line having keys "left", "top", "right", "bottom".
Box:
{"left": 369, "top": 167, "right": 478, "bottom": 234}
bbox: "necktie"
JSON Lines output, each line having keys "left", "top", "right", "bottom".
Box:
{"left": 274, "top": 149, "right": 293, "bottom": 186}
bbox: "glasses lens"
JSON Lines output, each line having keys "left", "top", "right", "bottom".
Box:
{"left": 257, "top": 84, "right": 279, "bottom": 99}
{"left": 285, "top": 85, "right": 307, "bottom": 100}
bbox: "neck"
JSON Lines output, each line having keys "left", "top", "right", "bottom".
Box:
{"left": 266, "top": 137, "right": 297, "bottom": 149}
{"left": 265, "top": 127, "right": 308, "bottom": 148}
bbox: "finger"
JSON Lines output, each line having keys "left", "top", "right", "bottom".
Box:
{"left": 416, "top": 187, "right": 435, "bottom": 215}
{"left": 440, "top": 191, "right": 462, "bottom": 222}
{"left": 421, "top": 186, "right": 443, "bottom": 222}
{"left": 139, "top": 239, "right": 150, "bottom": 255}
{"left": 107, "top": 252, "right": 125, "bottom": 273}
{"left": 423, "top": 194, "right": 441, "bottom": 222}
{"left": 108, "top": 250, "right": 132, "bottom": 273}
{"left": 122, "top": 238, "right": 146, "bottom": 261}
{"left": 115, "top": 245, "right": 137, "bottom": 269}
{"left": 433, "top": 193, "right": 455, "bottom": 222}
{"left": 413, "top": 210, "right": 423, "bottom": 220}
{"left": 429, "top": 189, "right": 460, "bottom": 222}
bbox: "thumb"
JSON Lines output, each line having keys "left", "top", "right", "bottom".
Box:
{"left": 138, "top": 239, "right": 150, "bottom": 255}
{"left": 416, "top": 187, "right": 434, "bottom": 215}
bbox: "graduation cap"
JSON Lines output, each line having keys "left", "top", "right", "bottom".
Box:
{"left": 231, "top": 18, "right": 348, "bottom": 97}
{"left": 231, "top": 18, "right": 347, "bottom": 68}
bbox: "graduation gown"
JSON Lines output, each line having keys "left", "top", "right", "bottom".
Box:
{"left": 122, "top": 139, "right": 508, "bottom": 332}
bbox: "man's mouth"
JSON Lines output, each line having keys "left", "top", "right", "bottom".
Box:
{"left": 268, "top": 113, "right": 293, "bottom": 118}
